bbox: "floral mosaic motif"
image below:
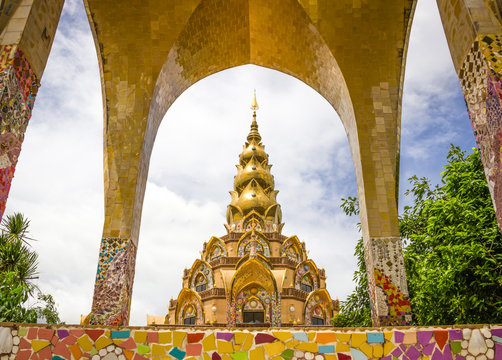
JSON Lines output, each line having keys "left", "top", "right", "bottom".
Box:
{"left": 459, "top": 34, "right": 502, "bottom": 227}
{"left": 238, "top": 234, "right": 270, "bottom": 257}
{"left": 90, "top": 238, "right": 137, "bottom": 326}
{"left": 281, "top": 238, "right": 301, "bottom": 262}
{"left": 304, "top": 291, "right": 330, "bottom": 325}
{"left": 189, "top": 262, "right": 214, "bottom": 290}
{"left": 0, "top": 165, "right": 14, "bottom": 218}
{"left": 295, "top": 261, "right": 318, "bottom": 291}
{"left": 1, "top": 325, "right": 501, "bottom": 360}
{"left": 177, "top": 292, "right": 204, "bottom": 325}
{"left": 374, "top": 268, "right": 411, "bottom": 325}
{"left": 234, "top": 286, "right": 272, "bottom": 324}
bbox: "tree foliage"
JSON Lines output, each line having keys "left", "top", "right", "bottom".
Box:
{"left": 333, "top": 146, "right": 502, "bottom": 326}
{"left": 0, "top": 213, "right": 61, "bottom": 323}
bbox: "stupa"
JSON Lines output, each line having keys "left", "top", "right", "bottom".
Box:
{"left": 155, "top": 93, "right": 337, "bottom": 327}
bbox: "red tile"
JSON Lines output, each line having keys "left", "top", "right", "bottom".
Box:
{"left": 38, "top": 329, "right": 54, "bottom": 341}
{"left": 62, "top": 335, "right": 77, "bottom": 346}
{"left": 186, "top": 344, "right": 202, "bottom": 356}
{"left": 19, "top": 337, "right": 31, "bottom": 350}
{"left": 85, "top": 329, "right": 104, "bottom": 342}
{"left": 187, "top": 333, "right": 205, "bottom": 343}
{"left": 51, "top": 335, "right": 59, "bottom": 346}
{"left": 434, "top": 330, "right": 448, "bottom": 350}
{"left": 15, "top": 350, "right": 31, "bottom": 360}
{"left": 37, "top": 346, "right": 52, "bottom": 360}
{"left": 147, "top": 332, "right": 158, "bottom": 343}
{"left": 27, "top": 328, "right": 38, "bottom": 340}
{"left": 70, "top": 329, "right": 85, "bottom": 337}
{"left": 29, "top": 352, "right": 39, "bottom": 360}
{"left": 133, "top": 354, "right": 148, "bottom": 360}
{"left": 117, "top": 338, "right": 136, "bottom": 350}
{"left": 53, "top": 342, "right": 70, "bottom": 359}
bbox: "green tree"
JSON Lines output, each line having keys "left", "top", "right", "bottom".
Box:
{"left": 0, "top": 213, "right": 61, "bottom": 323}
{"left": 333, "top": 146, "right": 502, "bottom": 326}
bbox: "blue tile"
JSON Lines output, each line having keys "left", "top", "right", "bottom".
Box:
{"left": 318, "top": 346, "right": 335, "bottom": 354}
{"left": 293, "top": 333, "right": 308, "bottom": 342}
{"left": 367, "top": 332, "right": 385, "bottom": 343}
{"left": 111, "top": 330, "right": 130, "bottom": 339}
{"left": 170, "top": 347, "right": 186, "bottom": 360}
{"left": 350, "top": 348, "right": 368, "bottom": 360}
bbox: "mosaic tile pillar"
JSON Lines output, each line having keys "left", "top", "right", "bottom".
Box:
{"left": 0, "top": 45, "right": 38, "bottom": 220}
{"left": 89, "top": 238, "right": 138, "bottom": 326}
{"left": 458, "top": 34, "right": 502, "bottom": 228}
{"left": 364, "top": 237, "right": 412, "bottom": 326}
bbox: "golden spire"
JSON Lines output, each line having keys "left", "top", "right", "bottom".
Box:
{"left": 226, "top": 92, "right": 282, "bottom": 230}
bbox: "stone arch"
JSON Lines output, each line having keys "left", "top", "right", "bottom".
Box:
{"left": 303, "top": 289, "right": 333, "bottom": 326}
{"left": 280, "top": 236, "right": 304, "bottom": 262}
{"left": 175, "top": 288, "right": 204, "bottom": 325}
{"left": 205, "top": 236, "right": 227, "bottom": 262}
{"left": 83, "top": 0, "right": 418, "bottom": 326}
{"left": 294, "top": 260, "right": 320, "bottom": 291}
{"left": 242, "top": 211, "right": 265, "bottom": 232}
{"left": 188, "top": 259, "right": 214, "bottom": 291}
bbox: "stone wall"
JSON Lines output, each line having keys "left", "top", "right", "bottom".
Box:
{"left": 0, "top": 323, "right": 500, "bottom": 360}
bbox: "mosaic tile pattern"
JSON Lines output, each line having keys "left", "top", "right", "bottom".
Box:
{"left": 458, "top": 34, "right": 502, "bottom": 228}
{"left": 0, "top": 325, "right": 501, "bottom": 360}
{"left": 0, "top": 45, "right": 38, "bottom": 220}
{"left": 90, "top": 238, "right": 137, "bottom": 326}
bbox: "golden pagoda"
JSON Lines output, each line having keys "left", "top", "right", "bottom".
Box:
{"left": 161, "top": 93, "right": 337, "bottom": 327}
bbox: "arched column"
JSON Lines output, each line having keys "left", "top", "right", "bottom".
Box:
{"left": 437, "top": 0, "right": 502, "bottom": 227}
{"left": 0, "top": 0, "right": 63, "bottom": 219}
{"left": 85, "top": 0, "right": 416, "bottom": 326}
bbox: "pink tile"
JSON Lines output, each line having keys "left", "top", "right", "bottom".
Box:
{"left": 70, "top": 329, "right": 85, "bottom": 337}
{"left": 19, "top": 337, "right": 31, "bottom": 350}
{"left": 27, "top": 328, "right": 38, "bottom": 340}
{"left": 51, "top": 335, "right": 59, "bottom": 346}
{"left": 147, "top": 332, "right": 158, "bottom": 343}
{"left": 62, "top": 335, "right": 77, "bottom": 346}
{"left": 37, "top": 346, "right": 52, "bottom": 360}
{"left": 15, "top": 350, "right": 31, "bottom": 360}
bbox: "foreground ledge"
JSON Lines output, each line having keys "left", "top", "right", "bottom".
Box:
{"left": 0, "top": 323, "right": 501, "bottom": 360}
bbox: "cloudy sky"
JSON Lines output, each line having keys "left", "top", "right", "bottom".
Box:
{"left": 5, "top": 0, "right": 476, "bottom": 325}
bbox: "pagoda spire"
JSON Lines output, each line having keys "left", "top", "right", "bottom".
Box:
{"left": 226, "top": 92, "right": 282, "bottom": 231}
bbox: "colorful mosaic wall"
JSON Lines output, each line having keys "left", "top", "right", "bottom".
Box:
{"left": 89, "top": 238, "right": 137, "bottom": 326}
{"left": 459, "top": 34, "right": 502, "bottom": 228}
{"left": 1, "top": 325, "right": 501, "bottom": 360}
{"left": 0, "top": 45, "right": 38, "bottom": 220}
{"left": 364, "top": 237, "right": 412, "bottom": 327}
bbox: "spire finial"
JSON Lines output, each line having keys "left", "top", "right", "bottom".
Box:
{"left": 251, "top": 89, "right": 259, "bottom": 113}
{"left": 248, "top": 90, "right": 261, "bottom": 142}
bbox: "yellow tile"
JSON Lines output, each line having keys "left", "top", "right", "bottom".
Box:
{"left": 152, "top": 344, "right": 166, "bottom": 356}
{"left": 351, "top": 333, "right": 365, "bottom": 348}
{"left": 271, "top": 357, "right": 282, "bottom": 360}
{"left": 307, "top": 332, "right": 316, "bottom": 341}
{"left": 359, "top": 343, "right": 372, "bottom": 358}
{"left": 96, "top": 336, "right": 113, "bottom": 350}
{"left": 158, "top": 332, "right": 172, "bottom": 344}
{"left": 134, "top": 331, "right": 148, "bottom": 344}
{"left": 324, "top": 356, "right": 337, "bottom": 360}
{"left": 373, "top": 344, "right": 383, "bottom": 358}
{"left": 217, "top": 340, "right": 234, "bottom": 353}
{"left": 113, "top": 339, "right": 124, "bottom": 346}
{"left": 173, "top": 332, "right": 186, "bottom": 347}
{"left": 273, "top": 332, "right": 292, "bottom": 342}
{"left": 234, "top": 333, "right": 247, "bottom": 345}
{"left": 161, "top": 357, "right": 171, "bottom": 360}
{"left": 383, "top": 342, "right": 395, "bottom": 356}
{"left": 294, "top": 342, "right": 317, "bottom": 353}
{"left": 32, "top": 340, "right": 51, "bottom": 353}
{"left": 384, "top": 332, "right": 393, "bottom": 341}
{"left": 222, "top": 355, "right": 233, "bottom": 360}
{"left": 263, "top": 342, "right": 286, "bottom": 357}
{"left": 335, "top": 343, "right": 350, "bottom": 353}
{"left": 202, "top": 333, "right": 216, "bottom": 352}
{"left": 241, "top": 334, "right": 254, "bottom": 351}
{"left": 203, "top": 353, "right": 211, "bottom": 360}
{"left": 250, "top": 347, "right": 265, "bottom": 360}
{"left": 77, "top": 335, "right": 93, "bottom": 352}
{"left": 336, "top": 333, "right": 351, "bottom": 343}
{"left": 104, "top": 330, "right": 111, "bottom": 338}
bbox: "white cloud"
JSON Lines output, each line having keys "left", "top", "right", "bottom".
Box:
{"left": 4, "top": 0, "right": 476, "bottom": 326}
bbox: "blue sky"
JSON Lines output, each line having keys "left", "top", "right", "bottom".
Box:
{"left": 5, "top": 0, "right": 477, "bottom": 325}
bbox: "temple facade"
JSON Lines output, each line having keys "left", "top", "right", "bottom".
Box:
{"left": 162, "top": 94, "right": 337, "bottom": 327}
